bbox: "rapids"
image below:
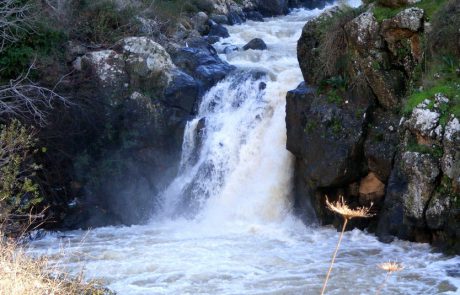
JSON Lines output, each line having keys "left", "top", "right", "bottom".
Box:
{"left": 30, "top": 2, "right": 460, "bottom": 294}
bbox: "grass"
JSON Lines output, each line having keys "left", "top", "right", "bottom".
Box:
{"left": 0, "top": 233, "right": 112, "bottom": 295}
{"left": 372, "top": 0, "right": 447, "bottom": 22}
{"left": 402, "top": 56, "right": 460, "bottom": 125}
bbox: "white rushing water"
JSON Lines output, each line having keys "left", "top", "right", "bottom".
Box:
{"left": 30, "top": 2, "right": 460, "bottom": 294}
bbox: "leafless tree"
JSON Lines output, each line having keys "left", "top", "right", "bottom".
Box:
{"left": 0, "top": 63, "right": 71, "bottom": 126}
{"left": 0, "top": 0, "right": 35, "bottom": 52}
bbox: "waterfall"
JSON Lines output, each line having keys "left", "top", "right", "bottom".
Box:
{"left": 160, "top": 69, "right": 294, "bottom": 223}
{"left": 29, "top": 3, "right": 460, "bottom": 294}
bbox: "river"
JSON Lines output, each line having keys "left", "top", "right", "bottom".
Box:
{"left": 30, "top": 2, "right": 460, "bottom": 294}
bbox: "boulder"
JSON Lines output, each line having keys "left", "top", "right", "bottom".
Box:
{"left": 163, "top": 70, "right": 200, "bottom": 113}
{"left": 286, "top": 82, "right": 372, "bottom": 188}
{"left": 381, "top": 8, "right": 424, "bottom": 43}
{"left": 245, "top": 11, "right": 264, "bottom": 22}
{"left": 81, "top": 50, "right": 128, "bottom": 104}
{"left": 208, "top": 20, "right": 230, "bottom": 38}
{"left": 256, "top": 0, "right": 288, "bottom": 16}
{"left": 122, "top": 37, "right": 176, "bottom": 96}
{"left": 401, "top": 151, "right": 440, "bottom": 224}
{"left": 191, "top": 12, "right": 210, "bottom": 35}
{"left": 171, "top": 46, "right": 235, "bottom": 91}
{"left": 345, "top": 12, "right": 381, "bottom": 55}
{"left": 210, "top": 13, "right": 229, "bottom": 24}
{"left": 243, "top": 38, "right": 268, "bottom": 50}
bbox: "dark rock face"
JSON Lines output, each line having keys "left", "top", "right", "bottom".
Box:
{"left": 286, "top": 81, "right": 375, "bottom": 221}
{"left": 243, "top": 38, "right": 268, "bottom": 50}
{"left": 290, "top": 4, "right": 460, "bottom": 253}
{"left": 164, "top": 70, "right": 200, "bottom": 113}
{"left": 171, "top": 47, "right": 236, "bottom": 90}
{"left": 245, "top": 11, "right": 264, "bottom": 22}
{"left": 255, "top": 0, "right": 289, "bottom": 16}
{"left": 66, "top": 38, "right": 234, "bottom": 228}
{"left": 208, "top": 20, "right": 230, "bottom": 38}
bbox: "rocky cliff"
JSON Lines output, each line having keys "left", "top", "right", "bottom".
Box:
{"left": 287, "top": 0, "right": 460, "bottom": 253}
{"left": 51, "top": 0, "right": 332, "bottom": 228}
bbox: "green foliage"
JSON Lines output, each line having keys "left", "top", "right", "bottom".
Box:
{"left": 372, "top": 0, "right": 447, "bottom": 22}
{"left": 329, "top": 117, "right": 343, "bottom": 136}
{"left": 406, "top": 137, "right": 444, "bottom": 158}
{"left": 403, "top": 55, "right": 460, "bottom": 124}
{"left": 372, "top": 5, "right": 401, "bottom": 22}
{"left": 0, "top": 15, "right": 66, "bottom": 80}
{"left": 304, "top": 121, "right": 317, "bottom": 133}
{"left": 0, "top": 120, "right": 42, "bottom": 219}
{"left": 71, "top": 0, "right": 139, "bottom": 45}
{"left": 436, "top": 175, "right": 460, "bottom": 208}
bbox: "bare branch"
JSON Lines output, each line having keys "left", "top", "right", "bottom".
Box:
{"left": 0, "top": 0, "right": 35, "bottom": 52}
{"left": 0, "top": 62, "right": 72, "bottom": 126}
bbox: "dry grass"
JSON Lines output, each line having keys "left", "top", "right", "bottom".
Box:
{"left": 376, "top": 261, "right": 403, "bottom": 295}
{"left": 325, "top": 196, "right": 374, "bottom": 220}
{"left": 321, "top": 196, "right": 374, "bottom": 295}
{"left": 0, "top": 233, "right": 111, "bottom": 295}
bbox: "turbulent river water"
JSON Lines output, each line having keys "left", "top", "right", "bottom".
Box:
{"left": 30, "top": 2, "right": 460, "bottom": 294}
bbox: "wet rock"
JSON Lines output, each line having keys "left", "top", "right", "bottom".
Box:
{"left": 243, "top": 38, "right": 268, "bottom": 50}
{"left": 210, "top": 13, "right": 228, "bottom": 24}
{"left": 164, "top": 70, "right": 200, "bottom": 113}
{"left": 245, "top": 11, "right": 264, "bottom": 22}
{"left": 227, "top": 10, "right": 245, "bottom": 25}
{"left": 359, "top": 172, "right": 386, "bottom": 206}
{"left": 286, "top": 82, "right": 371, "bottom": 188}
{"left": 208, "top": 20, "right": 230, "bottom": 38}
{"left": 171, "top": 46, "right": 235, "bottom": 91}
{"left": 256, "top": 0, "right": 288, "bottom": 16}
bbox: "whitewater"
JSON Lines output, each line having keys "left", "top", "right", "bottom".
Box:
{"left": 30, "top": 2, "right": 460, "bottom": 294}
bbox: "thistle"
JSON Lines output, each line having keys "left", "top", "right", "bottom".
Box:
{"left": 320, "top": 196, "right": 374, "bottom": 295}
{"left": 376, "top": 261, "right": 403, "bottom": 295}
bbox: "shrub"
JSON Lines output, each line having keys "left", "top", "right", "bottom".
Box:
{"left": 0, "top": 120, "right": 43, "bottom": 231}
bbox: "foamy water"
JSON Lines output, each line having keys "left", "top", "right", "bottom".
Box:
{"left": 29, "top": 2, "right": 460, "bottom": 294}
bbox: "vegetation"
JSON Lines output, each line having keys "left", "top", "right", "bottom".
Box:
{"left": 321, "top": 196, "right": 374, "bottom": 295}
{"left": 0, "top": 233, "right": 112, "bottom": 294}
{"left": 0, "top": 120, "right": 43, "bottom": 228}
{"left": 372, "top": 0, "right": 448, "bottom": 22}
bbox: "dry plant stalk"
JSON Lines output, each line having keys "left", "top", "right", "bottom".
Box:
{"left": 0, "top": 230, "right": 110, "bottom": 295}
{"left": 376, "top": 261, "right": 403, "bottom": 295}
{"left": 320, "top": 196, "right": 374, "bottom": 295}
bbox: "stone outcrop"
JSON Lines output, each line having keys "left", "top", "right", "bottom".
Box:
{"left": 243, "top": 38, "right": 268, "bottom": 50}
{"left": 68, "top": 35, "right": 234, "bottom": 227}
{"left": 289, "top": 2, "right": 460, "bottom": 253}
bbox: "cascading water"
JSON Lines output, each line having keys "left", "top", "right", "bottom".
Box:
{"left": 29, "top": 2, "right": 460, "bottom": 294}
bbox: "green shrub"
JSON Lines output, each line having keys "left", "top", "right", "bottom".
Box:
{"left": 0, "top": 120, "right": 43, "bottom": 221}
{"left": 70, "top": 0, "right": 139, "bottom": 45}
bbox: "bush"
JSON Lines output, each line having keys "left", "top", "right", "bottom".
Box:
{"left": 0, "top": 120, "right": 43, "bottom": 230}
